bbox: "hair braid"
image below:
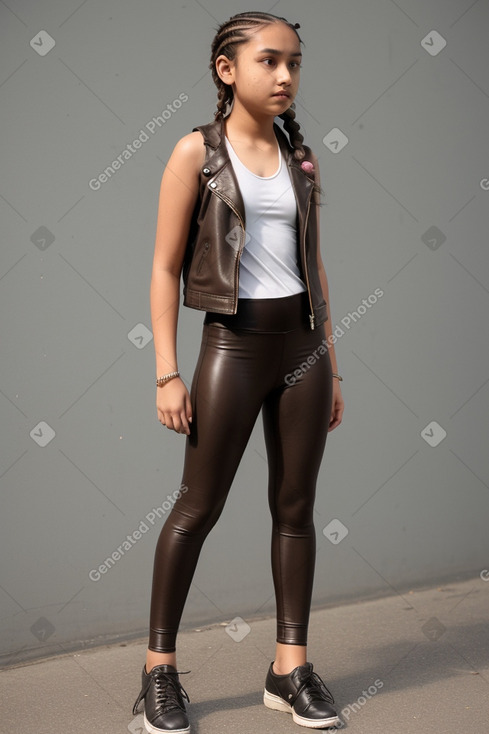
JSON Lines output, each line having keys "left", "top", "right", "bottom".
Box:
{"left": 279, "top": 103, "right": 305, "bottom": 161}
{"left": 209, "top": 12, "right": 306, "bottom": 161}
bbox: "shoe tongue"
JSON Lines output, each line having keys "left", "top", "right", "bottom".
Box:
{"left": 153, "top": 664, "right": 178, "bottom": 675}
{"left": 296, "top": 662, "right": 313, "bottom": 680}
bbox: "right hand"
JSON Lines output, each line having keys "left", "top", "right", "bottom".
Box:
{"left": 156, "top": 377, "right": 193, "bottom": 435}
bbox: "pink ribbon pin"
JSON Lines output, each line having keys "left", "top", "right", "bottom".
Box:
{"left": 301, "top": 160, "right": 315, "bottom": 174}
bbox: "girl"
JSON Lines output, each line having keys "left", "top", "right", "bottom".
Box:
{"left": 133, "top": 11, "right": 344, "bottom": 733}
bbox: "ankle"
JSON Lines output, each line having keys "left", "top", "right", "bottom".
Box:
{"left": 146, "top": 649, "right": 177, "bottom": 673}
{"left": 273, "top": 643, "right": 307, "bottom": 675}
{"left": 273, "top": 659, "right": 306, "bottom": 676}
{"left": 273, "top": 662, "right": 293, "bottom": 675}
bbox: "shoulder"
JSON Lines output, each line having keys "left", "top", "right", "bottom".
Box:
{"left": 169, "top": 131, "right": 206, "bottom": 177}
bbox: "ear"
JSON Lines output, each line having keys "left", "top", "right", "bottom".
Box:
{"left": 215, "top": 54, "right": 236, "bottom": 87}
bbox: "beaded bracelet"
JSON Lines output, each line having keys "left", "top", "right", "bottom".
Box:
{"left": 156, "top": 371, "right": 180, "bottom": 387}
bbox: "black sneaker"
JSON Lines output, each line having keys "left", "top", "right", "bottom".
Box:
{"left": 264, "top": 661, "right": 341, "bottom": 729}
{"left": 132, "top": 664, "right": 191, "bottom": 733}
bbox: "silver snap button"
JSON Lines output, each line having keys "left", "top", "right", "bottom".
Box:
{"left": 202, "top": 167, "right": 211, "bottom": 176}
{"left": 210, "top": 181, "right": 217, "bottom": 188}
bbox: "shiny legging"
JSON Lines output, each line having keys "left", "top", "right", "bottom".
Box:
{"left": 149, "top": 291, "right": 333, "bottom": 652}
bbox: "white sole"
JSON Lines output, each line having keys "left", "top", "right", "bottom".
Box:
{"left": 143, "top": 712, "right": 190, "bottom": 734}
{"left": 263, "top": 689, "right": 341, "bottom": 729}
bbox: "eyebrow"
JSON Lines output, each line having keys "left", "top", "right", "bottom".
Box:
{"left": 257, "top": 48, "right": 302, "bottom": 57}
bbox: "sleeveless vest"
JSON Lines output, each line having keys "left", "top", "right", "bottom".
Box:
{"left": 182, "top": 115, "right": 328, "bottom": 329}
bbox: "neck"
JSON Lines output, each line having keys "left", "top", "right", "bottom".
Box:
{"left": 223, "top": 104, "right": 279, "bottom": 144}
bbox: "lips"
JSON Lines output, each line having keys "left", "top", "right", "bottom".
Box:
{"left": 273, "top": 91, "right": 290, "bottom": 97}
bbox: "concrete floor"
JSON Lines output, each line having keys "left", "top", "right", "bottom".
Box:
{"left": 1, "top": 575, "right": 488, "bottom": 733}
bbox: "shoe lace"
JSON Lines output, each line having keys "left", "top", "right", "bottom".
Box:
{"left": 299, "top": 669, "right": 335, "bottom": 705}
{"left": 133, "top": 668, "right": 190, "bottom": 716}
{"left": 153, "top": 669, "right": 190, "bottom": 712}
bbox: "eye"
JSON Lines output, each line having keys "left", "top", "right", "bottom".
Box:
{"left": 262, "top": 59, "right": 302, "bottom": 69}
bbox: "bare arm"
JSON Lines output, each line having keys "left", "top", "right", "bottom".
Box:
{"left": 150, "top": 132, "right": 204, "bottom": 434}
{"left": 311, "top": 151, "right": 344, "bottom": 430}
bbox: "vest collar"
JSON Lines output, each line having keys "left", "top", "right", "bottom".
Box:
{"left": 200, "top": 115, "right": 314, "bottom": 234}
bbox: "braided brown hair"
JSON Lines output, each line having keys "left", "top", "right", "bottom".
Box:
{"left": 209, "top": 11, "right": 306, "bottom": 162}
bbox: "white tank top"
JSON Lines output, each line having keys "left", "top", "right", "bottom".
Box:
{"left": 224, "top": 135, "right": 306, "bottom": 299}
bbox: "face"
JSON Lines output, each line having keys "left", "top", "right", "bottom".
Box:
{"left": 215, "top": 22, "right": 302, "bottom": 117}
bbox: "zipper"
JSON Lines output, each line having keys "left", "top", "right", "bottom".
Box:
{"left": 210, "top": 172, "right": 313, "bottom": 324}
{"left": 196, "top": 240, "right": 210, "bottom": 274}
{"left": 211, "top": 187, "right": 246, "bottom": 314}
{"left": 301, "top": 187, "right": 316, "bottom": 329}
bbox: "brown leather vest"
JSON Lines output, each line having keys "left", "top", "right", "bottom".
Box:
{"left": 182, "top": 115, "right": 328, "bottom": 329}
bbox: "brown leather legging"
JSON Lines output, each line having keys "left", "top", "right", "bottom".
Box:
{"left": 149, "top": 291, "right": 333, "bottom": 652}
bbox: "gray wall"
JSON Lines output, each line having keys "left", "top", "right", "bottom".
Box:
{"left": 1, "top": 0, "right": 488, "bottom": 666}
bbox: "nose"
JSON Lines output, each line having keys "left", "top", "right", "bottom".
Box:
{"left": 276, "top": 62, "right": 292, "bottom": 85}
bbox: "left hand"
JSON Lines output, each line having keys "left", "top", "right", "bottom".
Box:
{"left": 328, "top": 379, "right": 344, "bottom": 431}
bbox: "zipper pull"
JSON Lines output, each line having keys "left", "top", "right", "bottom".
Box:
{"left": 309, "top": 313, "right": 315, "bottom": 330}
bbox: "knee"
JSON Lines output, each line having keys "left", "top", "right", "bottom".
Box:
{"left": 167, "top": 497, "right": 225, "bottom": 540}
{"left": 271, "top": 487, "right": 315, "bottom": 530}
{"left": 274, "top": 508, "right": 314, "bottom": 533}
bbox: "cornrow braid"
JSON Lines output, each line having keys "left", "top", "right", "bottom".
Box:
{"left": 280, "top": 102, "right": 305, "bottom": 162}
{"left": 209, "top": 12, "right": 307, "bottom": 162}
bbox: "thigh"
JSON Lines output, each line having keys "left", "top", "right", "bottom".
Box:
{"left": 180, "top": 323, "right": 272, "bottom": 512}
{"left": 263, "top": 326, "right": 333, "bottom": 522}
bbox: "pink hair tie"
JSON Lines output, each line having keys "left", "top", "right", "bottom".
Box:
{"left": 301, "top": 160, "right": 315, "bottom": 174}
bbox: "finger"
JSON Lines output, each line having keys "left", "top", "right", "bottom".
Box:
{"left": 162, "top": 413, "right": 177, "bottom": 432}
{"left": 180, "top": 412, "right": 190, "bottom": 435}
{"left": 170, "top": 413, "right": 185, "bottom": 434}
{"left": 185, "top": 394, "right": 193, "bottom": 424}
